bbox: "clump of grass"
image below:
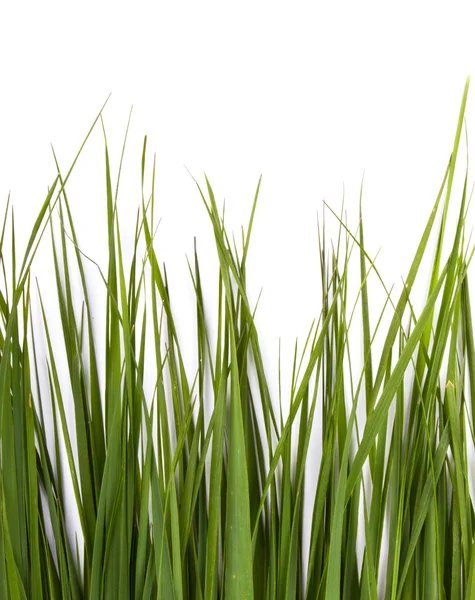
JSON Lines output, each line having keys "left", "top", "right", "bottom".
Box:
{"left": 0, "top": 78, "right": 474, "bottom": 599}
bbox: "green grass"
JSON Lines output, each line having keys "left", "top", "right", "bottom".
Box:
{"left": 0, "top": 77, "right": 474, "bottom": 598}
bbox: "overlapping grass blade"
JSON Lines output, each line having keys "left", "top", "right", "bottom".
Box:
{"left": 1, "top": 78, "right": 474, "bottom": 599}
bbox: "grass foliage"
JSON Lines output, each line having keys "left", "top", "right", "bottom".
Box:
{"left": 1, "top": 79, "right": 475, "bottom": 598}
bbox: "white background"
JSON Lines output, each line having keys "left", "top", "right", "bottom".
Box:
{"left": 1, "top": 4, "right": 475, "bottom": 351}
{"left": 1, "top": 1, "right": 475, "bottom": 587}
